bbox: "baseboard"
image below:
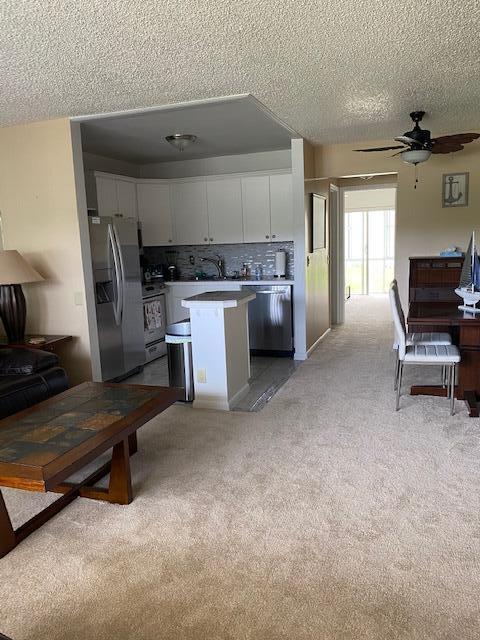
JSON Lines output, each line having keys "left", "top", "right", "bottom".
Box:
{"left": 193, "top": 397, "right": 230, "bottom": 411}
{"left": 306, "top": 328, "right": 331, "bottom": 357}
{"left": 228, "top": 383, "right": 250, "bottom": 409}
{"left": 294, "top": 352, "right": 308, "bottom": 361}
{"left": 192, "top": 383, "right": 250, "bottom": 411}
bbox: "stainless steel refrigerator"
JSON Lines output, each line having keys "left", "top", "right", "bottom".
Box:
{"left": 89, "top": 216, "right": 145, "bottom": 381}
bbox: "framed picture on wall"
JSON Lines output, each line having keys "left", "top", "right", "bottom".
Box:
{"left": 442, "top": 172, "right": 469, "bottom": 207}
{"left": 311, "top": 193, "right": 327, "bottom": 251}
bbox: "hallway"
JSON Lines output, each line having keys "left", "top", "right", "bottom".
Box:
{"left": 2, "top": 296, "right": 480, "bottom": 639}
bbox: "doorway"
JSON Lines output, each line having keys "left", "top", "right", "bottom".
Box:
{"left": 343, "top": 187, "right": 396, "bottom": 296}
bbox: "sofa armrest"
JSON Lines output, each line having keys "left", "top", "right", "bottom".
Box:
{"left": 0, "top": 347, "right": 58, "bottom": 375}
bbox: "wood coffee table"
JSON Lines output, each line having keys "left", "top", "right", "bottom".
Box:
{"left": 0, "top": 382, "right": 181, "bottom": 558}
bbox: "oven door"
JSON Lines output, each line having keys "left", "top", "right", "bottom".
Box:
{"left": 143, "top": 293, "right": 167, "bottom": 345}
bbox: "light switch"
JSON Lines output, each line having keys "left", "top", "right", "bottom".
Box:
{"left": 74, "top": 291, "right": 84, "bottom": 306}
{"left": 196, "top": 369, "right": 207, "bottom": 383}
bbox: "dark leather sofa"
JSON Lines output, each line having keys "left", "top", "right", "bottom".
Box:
{"left": 0, "top": 347, "right": 69, "bottom": 420}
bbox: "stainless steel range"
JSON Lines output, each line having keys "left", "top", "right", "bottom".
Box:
{"left": 142, "top": 282, "right": 167, "bottom": 362}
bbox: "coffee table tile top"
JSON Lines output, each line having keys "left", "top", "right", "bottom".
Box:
{"left": 0, "top": 384, "right": 160, "bottom": 465}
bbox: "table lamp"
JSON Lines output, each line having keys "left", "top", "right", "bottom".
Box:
{"left": 0, "top": 250, "right": 44, "bottom": 343}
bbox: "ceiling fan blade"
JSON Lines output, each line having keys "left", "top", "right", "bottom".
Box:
{"left": 433, "top": 133, "right": 480, "bottom": 145}
{"left": 431, "top": 143, "right": 464, "bottom": 154}
{"left": 390, "top": 150, "right": 406, "bottom": 157}
{"left": 394, "top": 135, "right": 420, "bottom": 146}
{"left": 354, "top": 145, "right": 406, "bottom": 152}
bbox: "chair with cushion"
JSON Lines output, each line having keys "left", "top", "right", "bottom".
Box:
{"left": 0, "top": 347, "right": 69, "bottom": 419}
{"left": 389, "top": 284, "right": 460, "bottom": 414}
{"left": 390, "top": 280, "right": 452, "bottom": 388}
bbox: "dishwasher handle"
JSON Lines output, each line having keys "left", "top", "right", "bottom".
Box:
{"left": 254, "top": 289, "right": 289, "bottom": 295}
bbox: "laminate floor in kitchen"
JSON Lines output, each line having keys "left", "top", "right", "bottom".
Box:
{"left": 126, "top": 355, "right": 298, "bottom": 412}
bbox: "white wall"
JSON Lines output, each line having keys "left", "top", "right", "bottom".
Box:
{"left": 0, "top": 119, "right": 92, "bottom": 383}
{"left": 291, "top": 139, "right": 308, "bottom": 359}
{"left": 316, "top": 138, "right": 480, "bottom": 306}
{"left": 344, "top": 187, "right": 396, "bottom": 211}
{"left": 138, "top": 149, "right": 291, "bottom": 179}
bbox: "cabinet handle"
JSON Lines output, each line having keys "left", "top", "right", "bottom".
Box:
{"left": 204, "top": 237, "right": 208, "bottom": 242}
{"left": 209, "top": 237, "right": 213, "bottom": 242}
{"left": 168, "top": 239, "right": 172, "bottom": 243}
{"left": 265, "top": 235, "right": 269, "bottom": 239}
{"left": 272, "top": 234, "right": 276, "bottom": 238}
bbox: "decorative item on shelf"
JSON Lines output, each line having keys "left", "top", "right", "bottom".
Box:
{"left": 440, "top": 247, "right": 463, "bottom": 257}
{"left": 0, "top": 250, "right": 44, "bottom": 343}
{"left": 27, "top": 336, "right": 47, "bottom": 345}
{"left": 442, "top": 172, "right": 469, "bottom": 207}
{"left": 455, "top": 232, "right": 480, "bottom": 314}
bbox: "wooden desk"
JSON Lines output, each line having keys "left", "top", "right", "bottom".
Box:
{"left": 408, "top": 301, "right": 480, "bottom": 416}
{"left": 0, "top": 382, "right": 181, "bottom": 558}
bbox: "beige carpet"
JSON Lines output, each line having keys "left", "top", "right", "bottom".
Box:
{"left": 1, "top": 295, "right": 480, "bottom": 639}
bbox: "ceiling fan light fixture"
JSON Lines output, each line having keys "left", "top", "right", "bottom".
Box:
{"left": 401, "top": 149, "right": 432, "bottom": 165}
{"left": 165, "top": 133, "right": 197, "bottom": 152}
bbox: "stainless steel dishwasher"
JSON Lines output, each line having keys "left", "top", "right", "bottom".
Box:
{"left": 243, "top": 285, "right": 293, "bottom": 355}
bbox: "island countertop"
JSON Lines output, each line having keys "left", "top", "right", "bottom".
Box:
{"left": 166, "top": 278, "right": 294, "bottom": 286}
{"left": 181, "top": 290, "right": 256, "bottom": 309}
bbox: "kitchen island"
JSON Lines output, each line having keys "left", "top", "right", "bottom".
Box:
{"left": 182, "top": 290, "right": 256, "bottom": 411}
{"left": 166, "top": 278, "right": 294, "bottom": 325}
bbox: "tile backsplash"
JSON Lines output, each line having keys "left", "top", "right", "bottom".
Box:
{"left": 144, "top": 241, "right": 294, "bottom": 279}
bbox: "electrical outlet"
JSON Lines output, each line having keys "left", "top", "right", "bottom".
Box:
{"left": 196, "top": 369, "right": 206, "bottom": 383}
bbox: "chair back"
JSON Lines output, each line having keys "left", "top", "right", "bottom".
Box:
{"left": 389, "top": 281, "right": 406, "bottom": 358}
{"left": 391, "top": 280, "right": 407, "bottom": 349}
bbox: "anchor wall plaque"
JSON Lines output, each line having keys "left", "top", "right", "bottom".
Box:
{"left": 442, "top": 172, "right": 469, "bottom": 207}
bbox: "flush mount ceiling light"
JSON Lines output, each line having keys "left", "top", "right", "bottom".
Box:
{"left": 401, "top": 149, "right": 432, "bottom": 165}
{"left": 165, "top": 133, "right": 197, "bottom": 152}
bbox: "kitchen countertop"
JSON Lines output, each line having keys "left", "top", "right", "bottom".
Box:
{"left": 166, "top": 278, "right": 294, "bottom": 286}
{"left": 181, "top": 290, "right": 256, "bottom": 308}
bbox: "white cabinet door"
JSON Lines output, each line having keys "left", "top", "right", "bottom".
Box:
{"left": 242, "top": 175, "right": 271, "bottom": 243}
{"left": 116, "top": 179, "right": 138, "bottom": 220}
{"left": 206, "top": 178, "right": 243, "bottom": 244}
{"left": 96, "top": 176, "right": 118, "bottom": 217}
{"left": 270, "top": 173, "right": 293, "bottom": 241}
{"left": 171, "top": 180, "right": 209, "bottom": 245}
{"left": 137, "top": 182, "right": 174, "bottom": 246}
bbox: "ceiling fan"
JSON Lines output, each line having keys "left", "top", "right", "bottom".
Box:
{"left": 355, "top": 111, "right": 480, "bottom": 165}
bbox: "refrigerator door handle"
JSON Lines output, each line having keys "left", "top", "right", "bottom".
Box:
{"left": 108, "top": 223, "right": 123, "bottom": 326}
{"left": 112, "top": 223, "right": 126, "bottom": 322}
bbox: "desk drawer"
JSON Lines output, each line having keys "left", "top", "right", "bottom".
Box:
{"left": 460, "top": 325, "right": 480, "bottom": 347}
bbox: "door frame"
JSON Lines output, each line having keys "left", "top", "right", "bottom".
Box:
{"left": 337, "top": 183, "right": 397, "bottom": 322}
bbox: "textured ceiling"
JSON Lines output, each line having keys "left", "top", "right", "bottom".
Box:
{"left": 1, "top": 0, "right": 480, "bottom": 144}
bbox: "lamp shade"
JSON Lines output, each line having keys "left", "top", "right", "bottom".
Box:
{"left": 0, "top": 250, "right": 44, "bottom": 285}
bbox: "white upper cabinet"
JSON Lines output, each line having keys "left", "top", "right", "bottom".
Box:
{"left": 95, "top": 176, "right": 118, "bottom": 217}
{"left": 269, "top": 173, "right": 293, "bottom": 241}
{"left": 94, "top": 170, "right": 293, "bottom": 245}
{"left": 137, "top": 181, "right": 174, "bottom": 246}
{"left": 116, "top": 179, "right": 138, "bottom": 219}
{"left": 95, "top": 173, "right": 138, "bottom": 220}
{"left": 171, "top": 180, "right": 209, "bottom": 245}
{"left": 241, "top": 175, "right": 271, "bottom": 243}
{"left": 206, "top": 177, "right": 243, "bottom": 244}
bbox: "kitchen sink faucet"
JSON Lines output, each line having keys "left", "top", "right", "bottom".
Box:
{"left": 200, "top": 255, "right": 226, "bottom": 279}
